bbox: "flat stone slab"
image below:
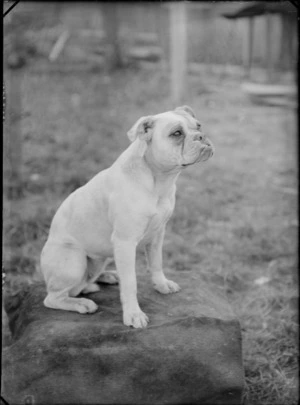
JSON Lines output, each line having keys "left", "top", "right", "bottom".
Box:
{"left": 2, "top": 270, "right": 244, "bottom": 404}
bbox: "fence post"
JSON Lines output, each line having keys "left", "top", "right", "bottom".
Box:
{"left": 157, "top": 3, "right": 169, "bottom": 71}
{"left": 170, "top": 2, "right": 187, "bottom": 104}
{"left": 102, "top": 3, "right": 122, "bottom": 70}
{"left": 265, "top": 13, "right": 274, "bottom": 82}
{"left": 4, "top": 12, "right": 23, "bottom": 201}
{"left": 243, "top": 16, "right": 254, "bottom": 78}
{"left": 4, "top": 69, "right": 23, "bottom": 199}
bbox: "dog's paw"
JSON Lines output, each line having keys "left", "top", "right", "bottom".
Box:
{"left": 123, "top": 309, "right": 149, "bottom": 329}
{"left": 153, "top": 278, "right": 181, "bottom": 294}
{"left": 82, "top": 283, "right": 101, "bottom": 294}
{"left": 75, "top": 298, "right": 98, "bottom": 314}
{"left": 98, "top": 271, "right": 119, "bottom": 285}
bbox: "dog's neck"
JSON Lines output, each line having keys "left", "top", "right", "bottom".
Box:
{"left": 143, "top": 146, "right": 181, "bottom": 197}
{"left": 119, "top": 140, "right": 181, "bottom": 198}
{"left": 144, "top": 148, "right": 180, "bottom": 175}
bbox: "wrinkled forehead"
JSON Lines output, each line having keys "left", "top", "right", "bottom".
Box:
{"left": 154, "top": 111, "right": 196, "bottom": 133}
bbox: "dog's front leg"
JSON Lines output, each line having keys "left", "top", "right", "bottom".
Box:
{"left": 113, "top": 238, "right": 149, "bottom": 328}
{"left": 145, "top": 227, "right": 181, "bottom": 294}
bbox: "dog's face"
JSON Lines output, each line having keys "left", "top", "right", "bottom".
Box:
{"left": 127, "top": 106, "right": 214, "bottom": 171}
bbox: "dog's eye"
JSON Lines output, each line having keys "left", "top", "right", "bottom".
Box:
{"left": 171, "top": 130, "right": 183, "bottom": 137}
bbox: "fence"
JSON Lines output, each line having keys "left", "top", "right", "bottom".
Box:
{"left": 5, "top": 2, "right": 294, "bottom": 69}
{"left": 3, "top": 1, "right": 297, "bottom": 199}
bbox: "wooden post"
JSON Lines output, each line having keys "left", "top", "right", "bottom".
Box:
{"left": 265, "top": 13, "right": 274, "bottom": 82}
{"left": 4, "top": 13, "right": 24, "bottom": 201}
{"left": 279, "top": 14, "right": 288, "bottom": 70}
{"left": 4, "top": 69, "right": 23, "bottom": 199}
{"left": 157, "top": 3, "right": 169, "bottom": 71}
{"left": 243, "top": 16, "right": 254, "bottom": 78}
{"left": 102, "top": 3, "right": 122, "bottom": 70}
{"left": 286, "top": 15, "right": 294, "bottom": 73}
{"left": 170, "top": 2, "right": 187, "bottom": 104}
{"left": 279, "top": 13, "right": 296, "bottom": 74}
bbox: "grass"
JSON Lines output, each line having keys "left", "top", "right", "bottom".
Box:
{"left": 3, "top": 64, "right": 298, "bottom": 405}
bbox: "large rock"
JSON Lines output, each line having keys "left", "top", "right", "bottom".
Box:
{"left": 2, "top": 270, "right": 244, "bottom": 404}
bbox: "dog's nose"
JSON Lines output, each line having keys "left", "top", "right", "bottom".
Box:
{"left": 193, "top": 132, "right": 205, "bottom": 142}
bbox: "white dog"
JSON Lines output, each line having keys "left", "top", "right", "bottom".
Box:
{"left": 41, "top": 105, "right": 214, "bottom": 328}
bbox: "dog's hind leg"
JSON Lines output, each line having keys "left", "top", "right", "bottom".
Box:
{"left": 85, "top": 257, "right": 119, "bottom": 287}
{"left": 41, "top": 242, "right": 98, "bottom": 314}
{"left": 98, "top": 270, "right": 119, "bottom": 285}
{"left": 97, "top": 258, "right": 119, "bottom": 285}
{"left": 80, "top": 257, "right": 118, "bottom": 295}
{"left": 82, "top": 282, "right": 101, "bottom": 294}
{"left": 44, "top": 291, "right": 98, "bottom": 314}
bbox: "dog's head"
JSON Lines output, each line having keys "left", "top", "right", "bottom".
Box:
{"left": 127, "top": 105, "right": 214, "bottom": 171}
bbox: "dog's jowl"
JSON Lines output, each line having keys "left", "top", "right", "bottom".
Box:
{"left": 41, "top": 105, "right": 214, "bottom": 328}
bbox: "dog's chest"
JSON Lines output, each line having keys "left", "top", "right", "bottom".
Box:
{"left": 141, "top": 197, "right": 174, "bottom": 242}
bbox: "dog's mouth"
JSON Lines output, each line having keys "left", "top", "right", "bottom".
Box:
{"left": 182, "top": 146, "right": 214, "bottom": 167}
{"left": 199, "top": 144, "right": 214, "bottom": 161}
{"left": 181, "top": 160, "right": 198, "bottom": 168}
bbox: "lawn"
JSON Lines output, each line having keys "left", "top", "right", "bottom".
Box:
{"left": 3, "top": 64, "right": 298, "bottom": 405}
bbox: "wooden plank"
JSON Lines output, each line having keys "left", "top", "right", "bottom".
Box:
{"left": 170, "top": 2, "right": 187, "bottom": 104}
{"left": 49, "top": 30, "right": 70, "bottom": 62}
{"left": 241, "top": 82, "right": 296, "bottom": 96}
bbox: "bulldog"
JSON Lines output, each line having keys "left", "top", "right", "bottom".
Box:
{"left": 41, "top": 105, "right": 214, "bottom": 328}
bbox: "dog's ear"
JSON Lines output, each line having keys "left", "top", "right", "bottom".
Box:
{"left": 174, "top": 105, "right": 195, "bottom": 118}
{"left": 127, "top": 116, "right": 154, "bottom": 143}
